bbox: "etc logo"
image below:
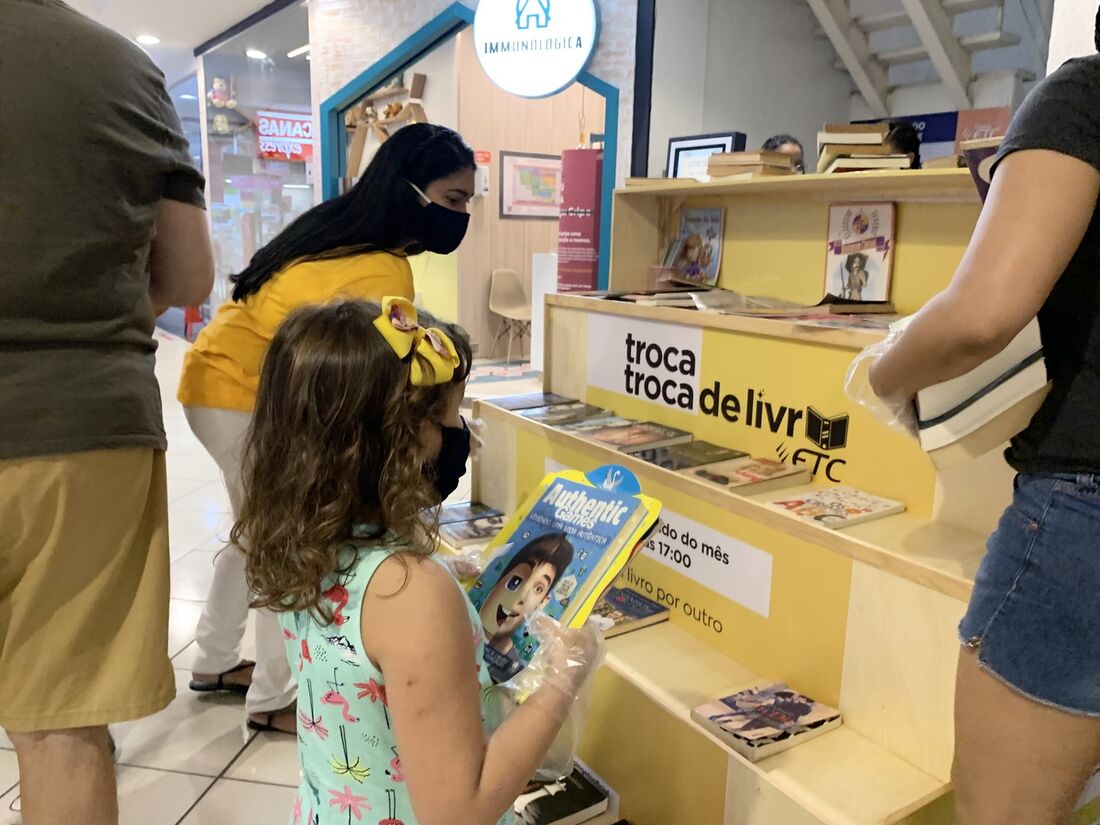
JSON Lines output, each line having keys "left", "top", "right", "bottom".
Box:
{"left": 516, "top": 0, "right": 551, "bottom": 29}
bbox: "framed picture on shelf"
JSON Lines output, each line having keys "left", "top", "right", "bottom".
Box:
{"left": 666, "top": 132, "right": 747, "bottom": 179}
{"left": 500, "top": 151, "right": 563, "bottom": 219}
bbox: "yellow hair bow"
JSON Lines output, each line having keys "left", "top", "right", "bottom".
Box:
{"left": 373, "top": 297, "right": 460, "bottom": 386}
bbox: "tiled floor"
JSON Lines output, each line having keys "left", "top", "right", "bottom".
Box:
{"left": 0, "top": 330, "right": 540, "bottom": 824}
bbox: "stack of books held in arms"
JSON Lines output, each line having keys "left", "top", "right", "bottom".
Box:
{"left": 816, "top": 122, "right": 910, "bottom": 174}
{"left": 707, "top": 150, "right": 795, "bottom": 179}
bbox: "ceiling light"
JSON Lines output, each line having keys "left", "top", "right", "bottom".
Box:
{"left": 287, "top": 44, "right": 311, "bottom": 58}
{"left": 224, "top": 178, "right": 233, "bottom": 184}
{"left": 283, "top": 184, "right": 311, "bottom": 189}
{"left": 306, "top": 54, "right": 311, "bottom": 61}
{"left": 246, "top": 48, "right": 268, "bottom": 60}
{"left": 135, "top": 34, "right": 160, "bottom": 45}
{"left": 180, "top": 93, "right": 197, "bottom": 100}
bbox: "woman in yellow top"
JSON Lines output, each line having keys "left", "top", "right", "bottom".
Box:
{"left": 177, "top": 123, "right": 476, "bottom": 734}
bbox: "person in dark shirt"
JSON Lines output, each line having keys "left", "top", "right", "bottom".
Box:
{"left": 884, "top": 120, "right": 923, "bottom": 169}
{"left": 866, "top": 12, "right": 1100, "bottom": 824}
{"left": 0, "top": 2, "right": 213, "bottom": 822}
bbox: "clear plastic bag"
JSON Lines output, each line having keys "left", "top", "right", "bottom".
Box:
{"left": 844, "top": 328, "right": 918, "bottom": 437}
{"left": 489, "top": 613, "right": 606, "bottom": 782}
{"left": 441, "top": 540, "right": 606, "bottom": 782}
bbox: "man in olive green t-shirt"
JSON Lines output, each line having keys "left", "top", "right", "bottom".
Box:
{"left": 0, "top": 2, "right": 214, "bottom": 822}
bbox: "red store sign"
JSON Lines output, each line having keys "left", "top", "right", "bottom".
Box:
{"left": 256, "top": 110, "right": 314, "bottom": 161}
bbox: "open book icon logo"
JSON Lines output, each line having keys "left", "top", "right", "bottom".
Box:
{"left": 805, "top": 407, "right": 849, "bottom": 451}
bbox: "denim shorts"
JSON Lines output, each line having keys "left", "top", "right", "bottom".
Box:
{"left": 959, "top": 472, "right": 1100, "bottom": 716}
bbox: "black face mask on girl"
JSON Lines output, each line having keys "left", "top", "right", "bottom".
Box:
{"left": 432, "top": 421, "right": 471, "bottom": 501}
{"left": 408, "top": 181, "right": 470, "bottom": 255}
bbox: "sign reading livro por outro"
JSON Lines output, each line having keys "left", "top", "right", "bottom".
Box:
{"left": 473, "top": 0, "right": 599, "bottom": 98}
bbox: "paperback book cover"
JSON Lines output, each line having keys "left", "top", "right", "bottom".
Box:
{"left": 586, "top": 421, "right": 693, "bottom": 452}
{"left": 673, "top": 208, "right": 725, "bottom": 287}
{"left": 691, "top": 683, "right": 842, "bottom": 763}
{"left": 961, "top": 136, "right": 1003, "bottom": 203}
{"left": 768, "top": 486, "right": 905, "bottom": 529}
{"left": 590, "top": 586, "right": 670, "bottom": 639}
{"left": 468, "top": 467, "right": 661, "bottom": 683}
{"left": 520, "top": 402, "right": 608, "bottom": 427}
{"left": 632, "top": 441, "right": 748, "bottom": 471}
{"left": 514, "top": 764, "right": 610, "bottom": 825}
{"left": 690, "top": 458, "right": 810, "bottom": 495}
{"left": 493, "top": 392, "right": 574, "bottom": 412}
{"left": 438, "top": 501, "right": 504, "bottom": 525}
{"left": 440, "top": 515, "right": 506, "bottom": 548}
{"left": 825, "top": 203, "right": 896, "bottom": 304}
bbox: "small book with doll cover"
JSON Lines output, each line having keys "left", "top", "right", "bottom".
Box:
{"left": 590, "top": 586, "right": 669, "bottom": 639}
{"left": 465, "top": 466, "right": 661, "bottom": 684}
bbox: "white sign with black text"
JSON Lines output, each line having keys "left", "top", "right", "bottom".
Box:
{"left": 642, "top": 508, "right": 772, "bottom": 618}
{"left": 473, "top": 0, "right": 599, "bottom": 99}
{"left": 587, "top": 314, "right": 703, "bottom": 412}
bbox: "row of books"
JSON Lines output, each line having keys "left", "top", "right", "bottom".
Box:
{"left": 497, "top": 392, "right": 906, "bottom": 529}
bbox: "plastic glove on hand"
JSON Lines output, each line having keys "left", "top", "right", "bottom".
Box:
{"left": 844, "top": 329, "right": 918, "bottom": 437}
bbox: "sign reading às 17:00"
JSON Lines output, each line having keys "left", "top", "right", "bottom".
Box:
{"left": 473, "top": 0, "right": 599, "bottom": 98}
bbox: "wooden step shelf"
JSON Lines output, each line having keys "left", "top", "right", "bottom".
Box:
{"left": 477, "top": 402, "right": 985, "bottom": 601}
{"left": 616, "top": 168, "right": 980, "bottom": 204}
{"left": 547, "top": 293, "right": 889, "bottom": 350}
{"left": 606, "top": 623, "right": 947, "bottom": 825}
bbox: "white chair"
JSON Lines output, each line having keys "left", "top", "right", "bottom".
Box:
{"left": 488, "top": 268, "right": 532, "bottom": 363}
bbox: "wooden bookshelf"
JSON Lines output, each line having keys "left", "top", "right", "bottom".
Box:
{"left": 615, "top": 168, "right": 979, "bottom": 204}
{"left": 605, "top": 624, "right": 947, "bottom": 825}
{"left": 548, "top": 294, "right": 889, "bottom": 351}
{"left": 477, "top": 402, "right": 983, "bottom": 601}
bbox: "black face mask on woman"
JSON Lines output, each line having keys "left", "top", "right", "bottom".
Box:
{"left": 432, "top": 421, "right": 471, "bottom": 501}
{"left": 408, "top": 181, "right": 470, "bottom": 255}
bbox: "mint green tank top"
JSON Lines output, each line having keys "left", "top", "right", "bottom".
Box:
{"left": 278, "top": 541, "right": 514, "bottom": 825}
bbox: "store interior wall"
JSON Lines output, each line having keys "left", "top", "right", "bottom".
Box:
{"left": 1048, "top": 0, "right": 1098, "bottom": 70}
{"left": 454, "top": 30, "right": 606, "bottom": 354}
{"left": 648, "top": 0, "right": 852, "bottom": 174}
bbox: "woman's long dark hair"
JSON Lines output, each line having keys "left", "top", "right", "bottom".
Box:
{"left": 231, "top": 123, "right": 475, "bottom": 301}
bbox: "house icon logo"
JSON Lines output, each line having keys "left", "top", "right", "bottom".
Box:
{"left": 516, "top": 0, "right": 551, "bottom": 30}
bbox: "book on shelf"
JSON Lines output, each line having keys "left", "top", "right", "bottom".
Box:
{"left": 467, "top": 466, "right": 661, "bottom": 683}
{"left": 632, "top": 440, "right": 749, "bottom": 471}
{"left": 633, "top": 292, "right": 699, "bottom": 308}
{"left": 493, "top": 392, "right": 575, "bottom": 412}
{"left": 708, "top": 165, "right": 797, "bottom": 180}
{"left": 514, "top": 762, "right": 612, "bottom": 825}
{"left": 440, "top": 515, "right": 506, "bottom": 548}
{"left": 520, "top": 402, "right": 608, "bottom": 427}
{"left": 822, "top": 155, "right": 911, "bottom": 174}
{"left": 787, "top": 313, "right": 900, "bottom": 331}
{"left": 816, "top": 121, "right": 889, "bottom": 149}
{"left": 818, "top": 142, "right": 897, "bottom": 158}
{"left": 708, "top": 149, "right": 793, "bottom": 169}
{"left": 590, "top": 586, "right": 670, "bottom": 639}
{"left": 961, "top": 136, "right": 1003, "bottom": 203}
{"left": 904, "top": 315, "right": 1049, "bottom": 466}
{"left": 768, "top": 485, "right": 905, "bottom": 529}
{"left": 560, "top": 414, "right": 639, "bottom": 435}
{"left": 690, "top": 457, "right": 811, "bottom": 494}
{"left": 825, "top": 203, "right": 896, "bottom": 305}
{"left": 691, "top": 683, "right": 842, "bottom": 763}
{"left": 720, "top": 293, "right": 896, "bottom": 317}
{"left": 586, "top": 421, "right": 694, "bottom": 452}
{"left": 437, "top": 501, "right": 504, "bottom": 525}
{"left": 670, "top": 208, "right": 725, "bottom": 288}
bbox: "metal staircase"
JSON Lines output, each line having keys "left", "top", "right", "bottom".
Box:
{"left": 806, "top": 0, "right": 1054, "bottom": 117}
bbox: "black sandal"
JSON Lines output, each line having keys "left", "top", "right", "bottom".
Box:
{"left": 246, "top": 703, "right": 297, "bottom": 735}
{"left": 189, "top": 660, "right": 255, "bottom": 696}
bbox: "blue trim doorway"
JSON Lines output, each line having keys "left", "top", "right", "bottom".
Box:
{"left": 317, "top": 2, "right": 619, "bottom": 290}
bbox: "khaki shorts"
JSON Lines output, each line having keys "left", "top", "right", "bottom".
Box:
{"left": 0, "top": 448, "right": 175, "bottom": 732}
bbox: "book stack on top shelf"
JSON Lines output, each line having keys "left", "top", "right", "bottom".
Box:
{"left": 707, "top": 150, "right": 796, "bottom": 180}
{"left": 816, "top": 122, "right": 910, "bottom": 174}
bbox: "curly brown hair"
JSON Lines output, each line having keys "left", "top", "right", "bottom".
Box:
{"left": 234, "top": 299, "right": 472, "bottom": 620}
